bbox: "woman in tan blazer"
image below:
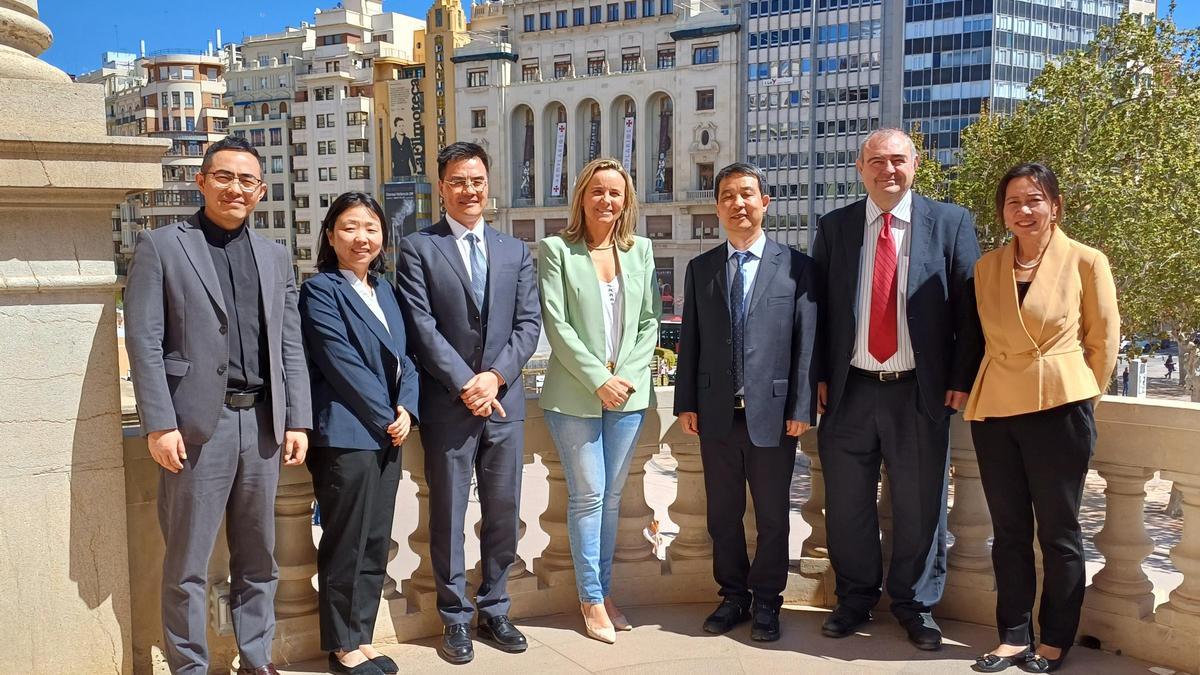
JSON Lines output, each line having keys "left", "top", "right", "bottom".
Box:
{"left": 966, "top": 163, "right": 1119, "bottom": 673}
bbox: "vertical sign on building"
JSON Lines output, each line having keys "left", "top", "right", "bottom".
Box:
{"left": 384, "top": 181, "right": 419, "bottom": 274}
{"left": 434, "top": 37, "right": 447, "bottom": 152}
{"left": 588, "top": 113, "right": 601, "bottom": 162}
{"left": 387, "top": 79, "right": 425, "bottom": 179}
{"left": 621, "top": 116, "right": 635, "bottom": 171}
{"left": 551, "top": 122, "right": 567, "bottom": 197}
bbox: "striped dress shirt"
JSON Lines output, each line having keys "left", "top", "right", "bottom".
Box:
{"left": 851, "top": 191, "right": 916, "bottom": 372}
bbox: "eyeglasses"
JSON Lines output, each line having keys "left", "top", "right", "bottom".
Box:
{"left": 444, "top": 177, "right": 488, "bottom": 192}
{"left": 202, "top": 171, "right": 263, "bottom": 192}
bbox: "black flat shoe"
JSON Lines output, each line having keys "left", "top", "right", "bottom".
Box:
{"left": 973, "top": 646, "right": 1033, "bottom": 672}
{"left": 901, "top": 613, "right": 943, "bottom": 651}
{"left": 702, "top": 599, "right": 751, "bottom": 634}
{"left": 1021, "top": 652, "right": 1068, "bottom": 673}
{"left": 370, "top": 654, "right": 399, "bottom": 674}
{"left": 327, "top": 652, "right": 384, "bottom": 675}
{"left": 478, "top": 615, "right": 528, "bottom": 653}
{"left": 750, "top": 603, "right": 781, "bottom": 642}
{"left": 439, "top": 623, "right": 474, "bottom": 664}
{"left": 821, "top": 605, "right": 871, "bottom": 638}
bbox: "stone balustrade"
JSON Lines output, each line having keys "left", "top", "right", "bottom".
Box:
{"left": 120, "top": 393, "right": 1200, "bottom": 673}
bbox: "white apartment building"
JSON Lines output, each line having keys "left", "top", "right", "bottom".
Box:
{"left": 455, "top": 0, "right": 742, "bottom": 316}
{"left": 289, "top": 0, "right": 425, "bottom": 278}
{"left": 225, "top": 27, "right": 315, "bottom": 276}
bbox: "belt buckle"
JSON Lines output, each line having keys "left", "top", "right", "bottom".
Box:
{"left": 878, "top": 371, "right": 897, "bottom": 382}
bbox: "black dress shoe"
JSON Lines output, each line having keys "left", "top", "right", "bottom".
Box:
{"left": 478, "top": 615, "right": 528, "bottom": 653}
{"left": 370, "top": 654, "right": 399, "bottom": 674}
{"left": 702, "top": 599, "right": 751, "bottom": 634}
{"left": 901, "top": 613, "right": 943, "bottom": 651}
{"left": 1021, "top": 649, "right": 1069, "bottom": 673}
{"left": 439, "top": 623, "right": 474, "bottom": 664}
{"left": 821, "top": 606, "right": 871, "bottom": 638}
{"left": 327, "top": 652, "right": 385, "bottom": 675}
{"left": 750, "top": 603, "right": 781, "bottom": 642}
{"left": 972, "top": 645, "right": 1033, "bottom": 673}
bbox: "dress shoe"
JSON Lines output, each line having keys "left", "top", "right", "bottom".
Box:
{"left": 702, "top": 599, "right": 750, "bottom": 634}
{"left": 438, "top": 623, "right": 474, "bottom": 664}
{"left": 605, "top": 598, "right": 633, "bottom": 631}
{"left": 901, "top": 613, "right": 943, "bottom": 651}
{"left": 750, "top": 603, "right": 781, "bottom": 642}
{"left": 477, "top": 614, "right": 528, "bottom": 653}
{"left": 369, "top": 654, "right": 399, "bottom": 674}
{"left": 581, "top": 602, "right": 617, "bottom": 644}
{"left": 238, "top": 664, "right": 280, "bottom": 675}
{"left": 973, "top": 645, "right": 1033, "bottom": 673}
{"left": 821, "top": 605, "right": 871, "bottom": 638}
{"left": 327, "top": 652, "right": 385, "bottom": 675}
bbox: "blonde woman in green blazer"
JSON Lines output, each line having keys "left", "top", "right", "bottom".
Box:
{"left": 538, "top": 157, "right": 661, "bottom": 644}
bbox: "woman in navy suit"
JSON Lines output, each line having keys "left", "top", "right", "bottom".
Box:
{"left": 300, "top": 192, "right": 418, "bottom": 675}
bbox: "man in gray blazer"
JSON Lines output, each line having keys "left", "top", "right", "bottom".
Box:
{"left": 674, "top": 163, "right": 819, "bottom": 643}
{"left": 396, "top": 142, "right": 541, "bottom": 664}
{"left": 125, "top": 136, "right": 311, "bottom": 675}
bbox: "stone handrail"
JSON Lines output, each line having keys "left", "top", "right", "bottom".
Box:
{"left": 120, "top": 393, "right": 1200, "bottom": 673}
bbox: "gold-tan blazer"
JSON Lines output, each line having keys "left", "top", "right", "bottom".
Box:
{"left": 964, "top": 227, "right": 1119, "bottom": 421}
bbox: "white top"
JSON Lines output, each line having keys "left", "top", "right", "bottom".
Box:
{"left": 446, "top": 214, "right": 488, "bottom": 282}
{"left": 852, "top": 190, "right": 916, "bottom": 371}
{"left": 599, "top": 275, "right": 624, "bottom": 365}
{"left": 340, "top": 269, "right": 390, "bottom": 335}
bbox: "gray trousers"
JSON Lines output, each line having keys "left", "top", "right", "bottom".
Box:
{"left": 158, "top": 402, "right": 280, "bottom": 674}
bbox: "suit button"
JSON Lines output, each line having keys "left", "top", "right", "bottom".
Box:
{"left": 472, "top": 314, "right": 480, "bottom": 322}
{"left": 217, "top": 364, "right": 227, "bottom": 375}
{"left": 725, "top": 338, "right": 732, "bottom": 345}
{"left": 474, "top": 346, "right": 481, "bottom": 352}
{"left": 726, "top": 368, "right": 733, "bottom": 375}
{"left": 219, "top": 325, "right": 227, "bottom": 335}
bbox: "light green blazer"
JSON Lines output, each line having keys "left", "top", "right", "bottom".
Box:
{"left": 538, "top": 234, "right": 661, "bottom": 417}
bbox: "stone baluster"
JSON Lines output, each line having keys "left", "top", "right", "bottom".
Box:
{"left": 665, "top": 429, "right": 712, "bottom": 575}
{"left": 799, "top": 431, "right": 828, "bottom": 558}
{"left": 613, "top": 412, "right": 662, "bottom": 576}
{"left": 401, "top": 437, "right": 437, "bottom": 609}
{"left": 744, "top": 485, "right": 759, "bottom": 560}
{"left": 1085, "top": 463, "right": 1156, "bottom": 618}
{"left": 946, "top": 447, "right": 995, "bottom": 578}
{"left": 534, "top": 439, "right": 576, "bottom": 587}
{"left": 1155, "top": 472, "right": 1200, "bottom": 632}
{"left": 274, "top": 468, "right": 319, "bottom": 619}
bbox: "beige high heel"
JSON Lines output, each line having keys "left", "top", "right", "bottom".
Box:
{"left": 604, "top": 597, "right": 633, "bottom": 631}
{"left": 581, "top": 602, "right": 617, "bottom": 644}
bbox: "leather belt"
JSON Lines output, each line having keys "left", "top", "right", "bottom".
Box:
{"left": 733, "top": 395, "right": 746, "bottom": 410}
{"left": 224, "top": 390, "right": 264, "bottom": 409}
{"left": 850, "top": 367, "right": 915, "bottom": 382}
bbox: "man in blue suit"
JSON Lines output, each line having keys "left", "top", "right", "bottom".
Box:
{"left": 674, "top": 163, "right": 819, "bottom": 642}
{"left": 811, "top": 129, "right": 982, "bottom": 649}
{"left": 395, "top": 142, "right": 541, "bottom": 663}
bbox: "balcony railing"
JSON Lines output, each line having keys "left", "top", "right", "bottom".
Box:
{"left": 685, "top": 189, "right": 714, "bottom": 201}
{"left": 118, "top": 395, "right": 1200, "bottom": 674}
{"left": 512, "top": 197, "right": 537, "bottom": 208}
{"left": 646, "top": 191, "right": 675, "bottom": 203}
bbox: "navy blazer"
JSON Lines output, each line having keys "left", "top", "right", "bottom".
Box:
{"left": 673, "top": 236, "right": 819, "bottom": 448}
{"left": 395, "top": 219, "right": 541, "bottom": 424}
{"left": 299, "top": 270, "right": 419, "bottom": 450}
{"left": 811, "top": 193, "right": 983, "bottom": 420}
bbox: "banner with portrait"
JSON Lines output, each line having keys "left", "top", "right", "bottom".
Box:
{"left": 387, "top": 79, "right": 425, "bottom": 179}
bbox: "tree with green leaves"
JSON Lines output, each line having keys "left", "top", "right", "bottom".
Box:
{"left": 951, "top": 11, "right": 1200, "bottom": 369}
{"left": 910, "top": 124, "right": 948, "bottom": 202}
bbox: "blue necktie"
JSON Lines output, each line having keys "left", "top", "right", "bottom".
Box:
{"left": 466, "top": 232, "right": 487, "bottom": 309}
{"left": 731, "top": 251, "right": 749, "bottom": 392}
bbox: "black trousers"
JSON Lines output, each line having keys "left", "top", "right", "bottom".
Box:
{"left": 970, "top": 400, "right": 1095, "bottom": 649}
{"left": 699, "top": 410, "right": 795, "bottom": 609}
{"left": 423, "top": 417, "right": 524, "bottom": 626}
{"left": 308, "top": 445, "right": 401, "bottom": 652}
{"left": 818, "top": 374, "right": 950, "bottom": 621}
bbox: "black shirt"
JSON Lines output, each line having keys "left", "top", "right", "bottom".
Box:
{"left": 1017, "top": 281, "right": 1032, "bottom": 306}
{"left": 198, "top": 209, "right": 268, "bottom": 392}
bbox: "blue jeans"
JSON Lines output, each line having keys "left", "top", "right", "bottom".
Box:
{"left": 543, "top": 409, "right": 647, "bottom": 603}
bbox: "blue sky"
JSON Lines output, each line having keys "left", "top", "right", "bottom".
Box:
{"left": 39, "top": 1, "right": 1200, "bottom": 77}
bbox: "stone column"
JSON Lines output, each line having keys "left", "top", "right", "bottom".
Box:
{"left": 534, "top": 437, "right": 576, "bottom": 587}
{"left": 1085, "top": 463, "right": 1155, "bottom": 618}
{"left": 272, "top": 467, "right": 321, "bottom": 663}
{"left": 1156, "top": 472, "right": 1200, "bottom": 632}
{"left": 946, "top": 447, "right": 995, "bottom": 580}
{"left": 0, "top": 4, "right": 169, "bottom": 672}
{"left": 612, "top": 409, "right": 664, "bottom": 578}
{"left": 401, "top": 435, "right": 438, "bottom": 610}
{"left": 799, "top": 433, "right": 828, "bottom": 558}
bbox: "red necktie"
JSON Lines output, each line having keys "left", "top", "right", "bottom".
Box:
{"left": 868, "top": 212, "right": 898, "bottom": 363}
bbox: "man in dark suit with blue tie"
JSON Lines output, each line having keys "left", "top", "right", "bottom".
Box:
{"left": 395, "top": 142, "right": 541, "bottom": 664}
{"left": 674, "top": 163, "right": 819, "bottom": 642}
{"left": 811, "top": 129, "right": 982, "bottom": 650}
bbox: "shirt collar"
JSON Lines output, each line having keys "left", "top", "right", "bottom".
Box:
{"left": 338, "top": 268, "right": 373, "bottom": 290}
{"left": 866, "top": 190, "right": 913, "bottom": 225}
{"left": 197, "top": 208, "right": 247, "bottom": 247}
{"left": 446, "top": 214, "right": 487, "bottom": 241}
{"left": 727, "top": 231, "right": 767, "bottom": 260}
